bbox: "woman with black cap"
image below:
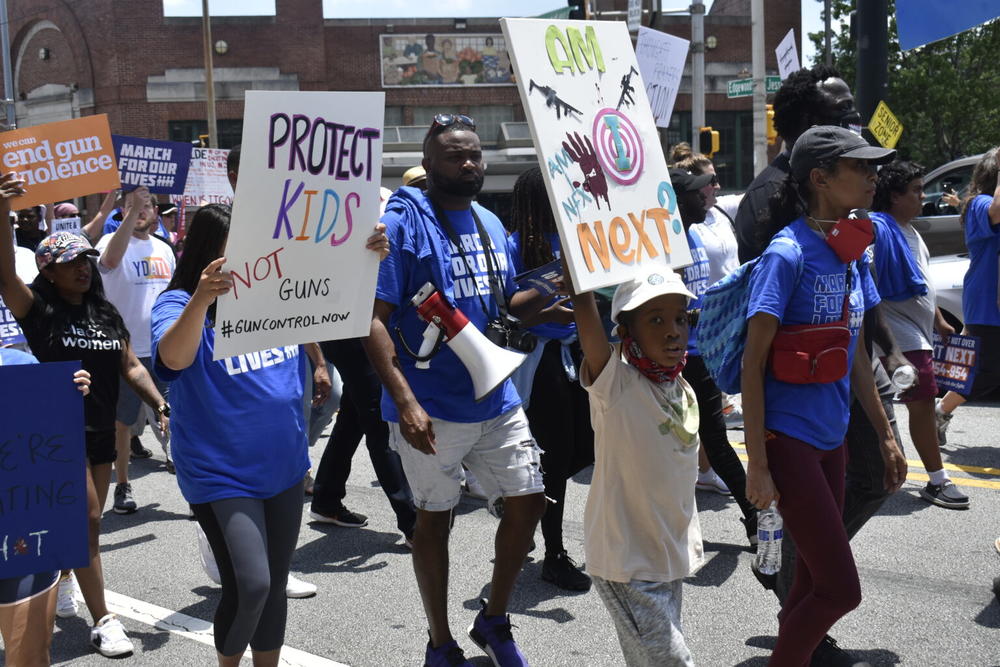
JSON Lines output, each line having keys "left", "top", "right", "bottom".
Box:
{"left": 741, "top": 126, "right": 907, "bottom": 664}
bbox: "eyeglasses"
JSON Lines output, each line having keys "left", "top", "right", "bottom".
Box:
{"left": 430, "top": 113, "right": 476, "bottom": 132}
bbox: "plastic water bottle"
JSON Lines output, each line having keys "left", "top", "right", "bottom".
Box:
{"left": 891, "top": 364, "right": 917, "bottom": 393}
{"left": 754, "top": 502, "right": 783, "bottom": 575}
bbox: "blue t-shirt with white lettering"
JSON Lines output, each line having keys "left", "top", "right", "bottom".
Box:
{"left": 151, "top": 289, "right": 309, "bottom": 504}
{"left": 962, "top": 194, "right": 1000, "bottom": 326}
{"left": 682, "top": 228, "right": 711, "bottom": 356}
{"left": 376, "top": 197, "right": 521, "bottom": 423}
{"left": 747, "top": 218, "right": 880, "bottom": 450}
{"left": 508, "top": 231, "right": 575, "bottom": 342}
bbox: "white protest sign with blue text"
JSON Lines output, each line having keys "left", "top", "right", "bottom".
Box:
{"left": 214, "top": 91, "right": 384, "bottom": 359}
{"left": 635, "top": 27, "right": 689, "bottom": 129}
{"left": 502, "top": 18, "right": 691, "bottom": 293}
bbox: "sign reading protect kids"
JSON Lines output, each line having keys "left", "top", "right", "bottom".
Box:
{"left": 0, "top": 361, "right": 89, "bottom": 579}
{"left": 0, "top": 115, "right": 120, "bottom": 210}
{"left": 213, "top": 91, "right": 384, "bottom": 360}
{"left": 501, "top": 19, "right": 692, "bottom": 293}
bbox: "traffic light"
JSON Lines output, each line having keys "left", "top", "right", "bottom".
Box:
{"left": 699, "top": 126, "right": 719, "bottom": 158}
{"left": 766, "top": 104, "right": 777, "bottom": 145}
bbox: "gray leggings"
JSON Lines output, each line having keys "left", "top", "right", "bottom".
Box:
{"left": 191, "top": 481, "right": 303, "bottom": 656}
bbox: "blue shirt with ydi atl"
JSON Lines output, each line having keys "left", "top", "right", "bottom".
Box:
{"left": 377, "top": 187, "right": 521, "bottom": 423}
{"left": 151, "top": 289, "right": 309, "bottom": 504}
{"left": 747, "top": 217, "right": 881, "bottom": 450}
{"left": 508, "top": 230, "right": 575, "bottom": 342}
{"left": 962, "top": 194, "right": 1000, "bottom": 326}
{"left": 682, "top": 228, "right": 711, "bottom": 356}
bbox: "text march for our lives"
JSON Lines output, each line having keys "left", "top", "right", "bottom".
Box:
{"left": 213, "top": 91, "right": 385, "bottom": 360}
{"left": 112, "top": 135, "right": 193, "bottom": 195}
{"left": 501, "top": 18, "right": 692, "bottom": 293}
{"left": 0, "top": 361, "right": 89, "bottom": 579}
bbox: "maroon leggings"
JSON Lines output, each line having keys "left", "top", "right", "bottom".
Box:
{"left": 766, "top": 432, "right": 862, "bottom": 666}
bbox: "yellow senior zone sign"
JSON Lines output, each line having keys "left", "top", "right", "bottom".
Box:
{"left": 868, "top": 101, "right": 903, "bottom": 149}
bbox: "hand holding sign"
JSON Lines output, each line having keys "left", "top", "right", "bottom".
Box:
{"left": 194, "top": 257, "right": 234, "bottom": 306}
{"left": 0, "top": 171, "right": 26, "bottom": 201}
{"left": 366, "top": 222, "right": 390, "bottom": 261}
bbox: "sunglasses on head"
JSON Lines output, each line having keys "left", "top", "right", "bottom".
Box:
{"left": 430, "top": 113, "right": 476, "bottom": 132}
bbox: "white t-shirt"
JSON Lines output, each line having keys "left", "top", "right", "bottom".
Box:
{"left": 881, "top": 224, "right": 936, "bottom": 353}
{"left": 581, "top": 346, "right": 705, "bottom": 583}
{"left": 14, "top": 245, "right": 37, "bottom": 284}
{"left": 690, "top": 193, "right": 742, "bottom": 286}
{"left": 96, "top": 234, "right": 175, "bottom": 357}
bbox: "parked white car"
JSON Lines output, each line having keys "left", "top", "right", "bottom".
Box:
{"left": 927, "top": 253, "right": 968, "bottom": 328}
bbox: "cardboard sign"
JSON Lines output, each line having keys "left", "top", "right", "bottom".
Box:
{"left": 0, "top": 361, "right": 88, "bottom": 579}
{"left": 932, "top": 332, "right": 980, "bottom": 393}
{"left": 776, "top": 28, "right": 800, "bottom": 80}
{"left": 896, "top": 1, "right": 1000, "bottom": 50}
{"left": 213, "top": 91, "right": 385, "bottom": 359}
{"left": 869, "top": 101, "right": 903, "bottom": 149}
{"left": 0, "top": 298, "right": 25, "bottom": 346}
{"left": 169, "top": 147, "right": 234, "bottom": 238}
{"left": 112, "top": 135, "right": 193, "bottom": 195}
{"left": 634, "top": 27, "right": 689, "bottom": 128}
{"left": 50, "top": 216, "right": 82, "bottom": 235}
{"left": 0, "top": 115, "right": 120, "bottom": 209}
{"left": 502, "top": 18, "right": 692, "bottom": 293}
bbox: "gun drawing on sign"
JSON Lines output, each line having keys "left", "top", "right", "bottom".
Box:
{"left": 617, "top": 66, "right": 639, "bottom": 110}
{"left": 529, "top": 79, "right": 583, "bottom": 120}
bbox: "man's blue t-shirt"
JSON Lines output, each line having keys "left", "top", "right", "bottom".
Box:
{"left": 962, "top": 194, "right": 1000, "bottom": 326}
{"left": 376, "top": 196, "right": 521, "bottom": 423}
{"left": 682, "top": 228, "right": 711, "bottom": 356}
{"left": 747, "top": 218, "right": 880, "bottom": 450}
{"left": 508, "top": 230, "right": 575, "bottom": 342}
{"left": 151, "top": 290, "right": 309, "bottom": 504}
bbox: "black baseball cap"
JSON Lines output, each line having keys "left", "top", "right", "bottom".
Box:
{"left": 668, "top": 167, "right": 714, "bottom": 192}
{"left": 790, "top": 125, "right": 896, "bottom": 182}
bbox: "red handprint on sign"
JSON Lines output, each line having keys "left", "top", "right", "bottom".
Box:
{"left": 563, "top": 132, "right": 610, "bottom": 210}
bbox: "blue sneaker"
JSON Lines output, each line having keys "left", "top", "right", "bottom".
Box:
{"left": 424, "top": 638, "right": 472, "bottom": 667}
{"left": 467, "top": 599, "right": 529, "bottom": 666}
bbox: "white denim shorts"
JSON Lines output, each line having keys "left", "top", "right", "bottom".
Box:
{"left": 388, "top": 407, "right": 544, "bottom": 512}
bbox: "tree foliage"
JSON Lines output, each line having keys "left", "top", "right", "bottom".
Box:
{"left": 807, "top": 0, "right": 1000, "bottom": 169}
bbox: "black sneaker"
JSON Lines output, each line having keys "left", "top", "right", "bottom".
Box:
{"left": 741, "top": 511, "right": 759, "bottom": 552}
{"left": 810, "top": 635, "right": 871, "bottom": 667}
{"left": 308, "top": 507, "right": 368, "bottom": 527}
{"left": 165, "top": 458, "right": 176, "bottom": 474}
{"left": 130, "top": 436, "right": 153, "bottom": 459}
{"left": 919, "top": 481, "right": 970, "bottom": 509}
{"left": 541, "top": 551, "right": 592, "bottom": 591}
{"left": 113, "top": 483, "right": 138, "bottom": 514}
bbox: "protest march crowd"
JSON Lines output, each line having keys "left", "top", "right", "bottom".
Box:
{"left": 2, "top": 61, "right": 999, "bottom": 667}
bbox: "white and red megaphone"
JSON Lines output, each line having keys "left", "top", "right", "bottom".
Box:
{"left": 410, "top": 282, "right": 525, "bottom": 401}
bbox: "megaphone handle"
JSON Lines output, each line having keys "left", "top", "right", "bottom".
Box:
{"left": 414, "top": 322, "right": 443, "bottom": 370}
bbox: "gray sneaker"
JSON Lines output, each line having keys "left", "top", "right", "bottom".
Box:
{"left": 113, "top": 483, "right": 138, "bottom": 514}
{"left": 934, "top": 398, "right": 953, "bottom": 446}
{"left": 919, "top": 480, "right": 969, "bottom": 509}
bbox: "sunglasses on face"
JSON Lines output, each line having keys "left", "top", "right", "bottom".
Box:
{"left": 430, "top": 113, "right": 476, "bottom": 132}
{"left": 709, "top": 174, "right": 719, "bottom": 186}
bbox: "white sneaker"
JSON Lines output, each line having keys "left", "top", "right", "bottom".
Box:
{"left": 90, "top": 613, "right": 134, "bottom": 657}
{"left": 56, "top": 572, "right": 79, "bottom": 618}
{"left": 196, "top": 523, "right": 222, "bottom": 585}
{"left": 696, "top": 469, "right": 732, "bottom": 495}
{"left": 285, "top": 573, "right": 317, "bottom": 598}
{"left": 722, "top": 396, "right": 744, "bottom": 429}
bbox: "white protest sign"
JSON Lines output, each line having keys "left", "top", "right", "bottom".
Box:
{"left": 502, "top": 18, "right": 691, "bottom": 293}
{"left": 635, "top": 27, "right": 690, "bottom": 128}
{"left": 170, "top": 147, "right": 234, "bottom": 237}
{"left": 627, "top": 0, "right": 642, "bottom": 32}
{"left": 776, "top": 28, "right": 800, "bottom": 80}
{"left": 51, "top": 216, "right": 82, "bottom": 235}
{"left": 213, "top": 91, "right": 384, "bottom": 359}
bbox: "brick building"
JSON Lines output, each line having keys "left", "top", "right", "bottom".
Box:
{"left": 10, "top": 0, "right": 799, "bottom": 211}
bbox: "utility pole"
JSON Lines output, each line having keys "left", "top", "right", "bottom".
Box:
{"left": 751, "top": 0, "right": 767, "bottom": 173}
{"left": 201, "top": 0, "right": 218, "bottom": 148}
{"left": 855, "top": 0, "right": 887, "bottom": 127}
{"left": 690, "top": 0, "right": 705, "bottom": 149}
{"left": 824, "top": 0, "right": 832, "bottom": 66}
{"left": 0, "top": 0, "right": 16, "bottom": 129}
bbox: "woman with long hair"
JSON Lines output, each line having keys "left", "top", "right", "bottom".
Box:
{"left": 508, "top": 166, "right": 595, "bottom": 591}
{"left": 742, "top": 126, "right": 906, "bottom": 664}
{"left": 935, "top": 148, "right": 1000, "bottom": 442}
{"left": 151, "top": 204, "right": 388, "bottom": 666}
{"left": 0, "top": 173, "right": 168, "bottom": 658}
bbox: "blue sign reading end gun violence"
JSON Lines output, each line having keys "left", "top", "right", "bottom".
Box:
{"left": 0, "top": 361, "right": 88, "bottom": 579}
{"left": 112, "top": 135, "right": 193, "bottom": 195}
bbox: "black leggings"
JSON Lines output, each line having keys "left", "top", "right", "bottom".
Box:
{"left": 525, "top": 340, "right": 595, "bottom": 556}
{"left": 191, "top": 481, "right": 303, "bottom": 656}
{"left": 682, "top": 354, "right": 755, "bottom": 520}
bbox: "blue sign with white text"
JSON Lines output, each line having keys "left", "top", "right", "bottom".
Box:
{"left": 0, "top": 361, "right": 88, "bottom": 579}
{"left": 896, "top": 1, "right": 1000, "bottom": 50}
{"left": 112, "top": 135, "right": 193, "bottom": 195}
{"left": 0, "top": 297, "right": 26, "bottom": 347}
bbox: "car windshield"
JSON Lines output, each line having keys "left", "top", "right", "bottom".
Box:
{"left": 923, "top": 165, "right": 974, "bottom": 215}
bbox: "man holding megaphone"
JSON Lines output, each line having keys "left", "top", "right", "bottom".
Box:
{"left": 363, "top": 114, "right": 556, "bottom": 667}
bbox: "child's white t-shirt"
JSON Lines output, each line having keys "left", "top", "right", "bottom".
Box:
{"left": 581, "top": 346, "right": 705, "bottom": 583}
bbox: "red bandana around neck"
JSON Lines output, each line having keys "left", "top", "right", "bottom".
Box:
{"left": 622, "top": 336, "right": 686, "bottom": 383}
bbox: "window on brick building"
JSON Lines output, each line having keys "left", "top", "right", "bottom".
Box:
{"left": 410, "top": 105, "right": 512, "bottom": 146}
{"left": 168, "top": 120, "right": 244, "bottom": 149}
{"left": 384, "top": 106, "right": 404, "bottom": 126}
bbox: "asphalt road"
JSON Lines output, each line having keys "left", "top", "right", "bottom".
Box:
{"left": 6, "top": 400, "right": 999, "bottom": 667}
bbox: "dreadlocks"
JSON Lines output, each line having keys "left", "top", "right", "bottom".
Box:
{"left": 511, "top": 166, "right": 557, "bottom": 270}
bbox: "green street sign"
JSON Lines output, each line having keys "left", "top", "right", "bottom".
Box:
{"left": 727, "top": 76, "right": 783, "bottom": 98}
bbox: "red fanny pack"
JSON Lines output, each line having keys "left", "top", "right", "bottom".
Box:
{"left": 769, "top": 264, "right": 853, "bottom": 384}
